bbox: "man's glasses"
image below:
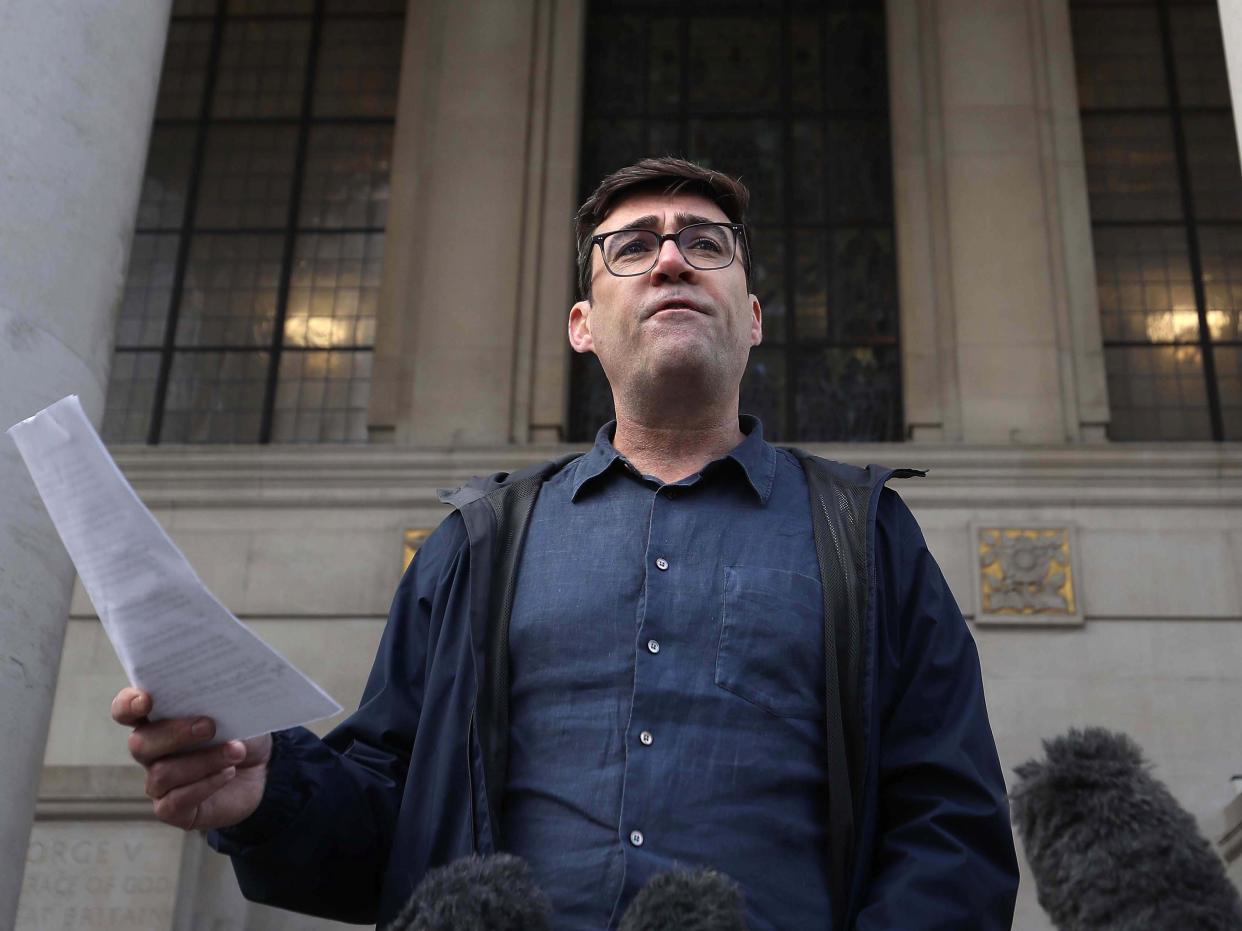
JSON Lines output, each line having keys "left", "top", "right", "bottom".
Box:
{"left": 591, "top": 222, "right": 747, "bottom": 279}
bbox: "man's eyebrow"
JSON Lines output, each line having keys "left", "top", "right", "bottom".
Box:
{"left": 673, "top": 211, "right": 718, "bottom": 228}
{"left": 614, "top": 214, "right": 661, "bottom": 233}
{"left": 610, "top": 212, "right": 722, "bottom": 233}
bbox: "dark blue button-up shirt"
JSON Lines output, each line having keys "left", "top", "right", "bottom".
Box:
{"left": 501, "top": 417, "right": 833, "bottom": 930}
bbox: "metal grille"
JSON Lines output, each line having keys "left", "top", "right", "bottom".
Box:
{"left": 571, "top": 0, "right": 902, "bottom": 443}
{"left": 104, "top": 0, "right": 404, "bottom": 444}
{"left": 1072, "top": 0, "right": 1242, "bottom": 440}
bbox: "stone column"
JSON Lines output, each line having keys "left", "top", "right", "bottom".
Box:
{"left": 0, "top": 1, "right": 171, "bottom": 924}
{"left": 368, "top": 0, "right": 585, "bottom": 446}
{"left": 887, "top": 0, "right": 1109, "bottom": 443}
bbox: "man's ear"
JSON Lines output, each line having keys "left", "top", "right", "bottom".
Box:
{"left": 749, "top": 294, "right": 763, "bottom": 347}
{"left": 568, "top": 300, "right": 594, "bottom": 354}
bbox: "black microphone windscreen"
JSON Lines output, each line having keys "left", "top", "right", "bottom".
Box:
{"left": 618, "top": 867, "right": 748, "bottom": 931}
{"left": 384, "top": 854, "right": 552, "bottom": 931}
{"left": 1011, "top": 727, "right": 1242, "bottom": 930}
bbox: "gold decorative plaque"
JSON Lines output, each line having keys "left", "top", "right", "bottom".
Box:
{"left": 402, "top": 528, "right": 432, "bottom": 572}
{"left": 971, "top": 525, "right": 1083, "bottom": 626}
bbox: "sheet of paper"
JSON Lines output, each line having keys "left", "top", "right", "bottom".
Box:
{"left": 6, "top": 395, "right": 341, "bottom": 742}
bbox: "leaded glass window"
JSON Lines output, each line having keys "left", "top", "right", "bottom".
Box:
{"left": 1072, "top": 0, "right": 1242, "bottom": 440}
{"left": 572, "top": 0, "right": 901, "bottom": 442}
{"left": 103, "top": 0, "right": 403, "bottom": 443}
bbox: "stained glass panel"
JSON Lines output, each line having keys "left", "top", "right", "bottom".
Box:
{"left": 1199, "top": 226, "right": 1242, "bottom": 343}
{"left": 196, "top": 126, "right": 298, "bottom": 229}
{"left": 1071, "top": 6, "right": 1167, "bottom": 109}
{"left": 832, "top": 228, "right": 898, "bottom": 345}
{"left": 1183, "top": 114, "right": 1242, "bottom": 222}
{"left": 314, "top": 19, "right": 403, "bottom": 117}
{"left": 301, "top": 126, "right": 392, "bottom": 228}
{"left": 1082, "top": 115, "right": 1181, "bottom": 222}
{"left": 284, "top": 233, "right": 383, "bottom": 348}
{"left": 1105, "top": 345, "right": 1211, "bottom": 440}
{"left": 117, "top": 235, "right": 180, "bottom": 347}
{"left": 748, "top": 228, "right": 785, "bottom": 343}
{"left": 162, "top": 350, "right": 270, "bottom": 443}
{"left": 176, "top": 234, "right": 284, "bottom": 346}
{"left": 212, "top": 19, "right": 310, "bottom": 119}
{"left": 688, "top": 18, "right": 781, "bottom": 115}
{"left": 272, "top": 349, "right": 372, "bottom": 442}
{"left": 687, "top": 119, "right": 782, "bottom": 224}
{"left": 1093, "top": 225, "right": 1196, "bottom": 344}
{"left": 137, "top": 128, "right": 196, "bottom": 230}
{"left": 573, "top": 1, "right": 900, "bottom": 441}
{"left": 740, "top": 346, "right": 786, "bottom": 439}
{"left": 102, "top": 352, "right": 161, "bottom": 443}
{"left": 1214, "top": 347, "right": 1242, "bottom": 439}
{"left": 828, "top": 118, "right": 891, "bottom": 223}
{"left": 795, "top": 347, "right": 901, "bottom": 442}
{"left": 1170, "top": 4, "right": 1232, "bottom": 108}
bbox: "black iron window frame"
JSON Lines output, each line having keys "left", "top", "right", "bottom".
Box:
{"left": 572, "top": 0, "right": 902, "bottom": 443}
{"left": 1075, "top": 0, "right": 1236, "bottom": 440}
{"left": 117, "top": 0, "right": 402, "bottom": 444}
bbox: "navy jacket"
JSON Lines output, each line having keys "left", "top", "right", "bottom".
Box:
{"left": 209, "top": 452, "right": 1018, "bottom": 928}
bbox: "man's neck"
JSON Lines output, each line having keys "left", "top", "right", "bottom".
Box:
{"left": 610, "top": 406, "right": 745, "bottom": 485}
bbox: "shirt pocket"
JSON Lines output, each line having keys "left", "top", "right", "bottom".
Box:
{"left": 714, "top": 565, "right": 825, "bottom": 720}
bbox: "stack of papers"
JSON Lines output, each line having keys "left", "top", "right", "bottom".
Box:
{"left": 7, "top": 395, "right": 340, "bottom": 742}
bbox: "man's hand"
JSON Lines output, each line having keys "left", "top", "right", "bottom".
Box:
{"left": 111, "top": 687, "right": 272, "bottom": 832}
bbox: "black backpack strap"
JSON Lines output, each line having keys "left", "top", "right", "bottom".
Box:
{"left": 790, "top": 450, "right": 874, "bottom": 928}
{"left": 476, "top": 473, "right": 546, "bottom": 843}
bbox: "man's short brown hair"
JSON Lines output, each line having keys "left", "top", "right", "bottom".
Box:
{"left": 574, "top": 156, "right": 751, "bottom": 300}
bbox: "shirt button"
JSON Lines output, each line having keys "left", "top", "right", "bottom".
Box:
{"left": 647, "top": 639, "right": 660, "bottom": 654}
{"left": 655, "top": 557, "right": 669, "bottom": 571}
{"left": 639, "top": 730, "right": 654, "bottom": 746}
{"left": 629, "top": 830, "right": 644, "bottom": 847}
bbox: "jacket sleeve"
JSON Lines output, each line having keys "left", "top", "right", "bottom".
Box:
{"left": 207, "top": 512, "right": 471, "bottom": 924}
{"left": 852, "top": 490, "right": 1018, "bottom": 930}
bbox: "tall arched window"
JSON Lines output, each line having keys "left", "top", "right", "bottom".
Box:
{"left": 103, "top": 0, "right": 405, "bottom": 444}
{"left": 571, "top": 0, "right": 901, "bottom": 442}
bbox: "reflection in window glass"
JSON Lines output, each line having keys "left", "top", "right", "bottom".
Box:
{"left": 573, "top": 1, "right": 900, "bottom": 441}
{"left": 105, "top": 1, "right": 404, "bottom": 444}
{"left": 1072, "top": 0, "right": 1242, "bottom": 440}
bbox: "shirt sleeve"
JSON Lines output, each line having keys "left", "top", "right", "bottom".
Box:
{"left": 206, "top": 511, "right": 471, "bottom": 924}
{"left": 852, "top": 489, "right": 1019, "bottom": 930}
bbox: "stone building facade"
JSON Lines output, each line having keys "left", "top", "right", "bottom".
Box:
{"left": 7, "top": 1, "right": 1242, "bottom": 929}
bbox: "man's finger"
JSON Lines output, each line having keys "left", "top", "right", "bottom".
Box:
{"left": 128, "top": 716, "right": 215, "bottom": 766}
{"left": 146, "top": 741, "right": 246, "bottom": 800}
{"left": 152, "top": 766, "right": 237, "bottom": 831}
{"left": 110, "top": 687, "right": 152, "bottom": 726}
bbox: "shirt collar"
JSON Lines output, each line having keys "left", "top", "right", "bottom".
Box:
{"left": 570, "top": 415, "right": 777, "bottom": 504}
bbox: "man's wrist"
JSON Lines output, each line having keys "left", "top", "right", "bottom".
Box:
{"left": 210, "top": 729, "right": 308, "bottom": 849}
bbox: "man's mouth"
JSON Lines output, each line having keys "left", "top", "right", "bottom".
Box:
{"left": 645, "top": 297, "right": 708, "bottom": 318}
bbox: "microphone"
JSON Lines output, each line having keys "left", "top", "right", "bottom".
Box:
{"left": 385, "top": 854, "right": 551, "bottom": 931}
{"left": 618, "top": 867, "right": 748, "bottom": 931}
{"left": 1010, "top": 727, "right": 1242, "bottom": 930}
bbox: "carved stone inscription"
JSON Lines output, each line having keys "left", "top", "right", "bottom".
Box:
{"left": 16, "top": 822, "right": 183, "bottom": 930}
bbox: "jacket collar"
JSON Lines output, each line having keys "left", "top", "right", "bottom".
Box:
{"left": 570, "top": 415, "right": 776, "bottom": 504}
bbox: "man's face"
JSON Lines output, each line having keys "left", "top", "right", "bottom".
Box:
{"left": 568, "top": 191, "right": 762, "bottom": 402}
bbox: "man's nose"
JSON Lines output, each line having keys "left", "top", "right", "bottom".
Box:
{"left": 650, "top": 236, "right": 693, "bottom": 280}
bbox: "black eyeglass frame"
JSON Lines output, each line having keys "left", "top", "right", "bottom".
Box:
{"left": 590, "top": 221, "right": 750, "bottom": 280}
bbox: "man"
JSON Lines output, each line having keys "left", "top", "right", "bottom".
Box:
{"left": 112, "top": 157, "right": 1019, "bottom": 929}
